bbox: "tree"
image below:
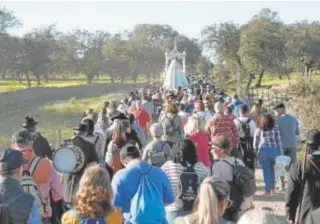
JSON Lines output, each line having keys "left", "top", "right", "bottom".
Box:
{"left": 196, "top": 56, "right": 214, "bottom": 74}
{"left": 75, "top": 30, "right": 110, "bottom": 85}
{"left": 201, "top": 22, "right": 243, "bottom": 94}
{"left": 239, "top": 8, "right": 286, "bottom": 87}
{"left": 0, "top": 7, "right": 20, "bottom": 34}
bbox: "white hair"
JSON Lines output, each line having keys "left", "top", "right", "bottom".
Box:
{"left": 237, "top": 208, "right": 279, "bottom": 224}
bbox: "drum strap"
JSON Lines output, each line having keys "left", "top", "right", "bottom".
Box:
{"left": 29, "top": 157, "right": 41, "bottom": 176}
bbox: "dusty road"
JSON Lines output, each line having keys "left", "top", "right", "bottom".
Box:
{"left": 254, "top": 168, "right": 287, "bottom": 223}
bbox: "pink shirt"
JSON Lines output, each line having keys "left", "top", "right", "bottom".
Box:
{"left": 38, "top": 164, "right": 64, "bottom": 218}
{"left": 188, "top": 131, "right": 211, "bottom": 167}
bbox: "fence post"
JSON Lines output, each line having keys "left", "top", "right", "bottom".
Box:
{"left": 57, "top": 128, "right": 62, "bottom": 147}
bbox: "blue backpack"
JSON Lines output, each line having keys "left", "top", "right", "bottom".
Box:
{"left": 71, "top": 210, "right": 107, "bottom": 224}
{"left": 130, "top": 165, "right": 166, "bottom": 223}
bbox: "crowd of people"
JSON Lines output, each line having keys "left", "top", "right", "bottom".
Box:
{"left": 1, "top": 79, "right": 320, "bottom": 224}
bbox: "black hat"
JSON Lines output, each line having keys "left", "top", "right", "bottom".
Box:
{"left": 120, "top": 145, "right": 140, "bottom": 160}
{"left": 73, "top": 123, "right": 88, "bottom": 132}
{"left": 12, "top": 129, "right": 33, "bottom": 145}
{"left": 111, "top": 113, "right": 128, "bottom": 122}
{"left": 273, "top": 102, "right": 285, "bottom": 110}
{"left": 307, "top": 129, "right": 320, "bottom": 145}
{"left": 209, "top": 175, "right": 230, "bottom": 201}
{"left": 22, "top": 116, "right": 38, "bottom": 128}
{"left": 0, "top": 148, "right": 28, "bottom": 171}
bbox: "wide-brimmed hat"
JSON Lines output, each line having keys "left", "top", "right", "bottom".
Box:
{"left": 22, "top": 116, "right": 38, "bottom": 128}
{"left": 111, "top": 113, "right": 128, "bottom": 122}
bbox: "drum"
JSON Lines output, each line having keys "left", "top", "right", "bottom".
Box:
{"left": 52, "top": 145, "right": 85, "bottom": 173}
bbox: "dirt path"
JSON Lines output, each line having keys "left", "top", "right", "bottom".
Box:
{"left": 254, "top": 168, "right": 287, "bottom": 223}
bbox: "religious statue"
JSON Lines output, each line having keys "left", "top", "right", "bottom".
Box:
{"left": 163, "top": 39, "right": 189, "bottom": 90}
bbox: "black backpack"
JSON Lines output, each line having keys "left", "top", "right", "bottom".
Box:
{"left": 0, "top": 193, "right": 24, "bottom": 224}
{"left": 238, "top": 119, "right": 251, "bottom": 140}
{"left": 223, "top": 159, "right": 256, "bottom": 197}
{"left": 176, "top": 163, "right": 199, "bottom": 211}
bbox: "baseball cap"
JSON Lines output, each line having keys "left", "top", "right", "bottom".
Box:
{"left": 11, "top": 129, "right": 33, "bottom": 145}
{"left": 120, "top": 145, "right": 140, "bottom": 160}
{"left": 209, "top": 175, "right": 230, "bottom": 201}
{"left": 0, "top": 148, "right": 28, "bottom": 171}
{"left": 273, "top": 102, "right": 285, "bottom": 110}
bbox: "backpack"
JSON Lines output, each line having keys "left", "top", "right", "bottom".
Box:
{"left": 222, "top": 159, "right": 256, "bottom": 197}
{"left": 20, "top": 157, "right": 47, "bottom": 216}
{"left": 161, "top": 114, "right": 178, "bottom": 136}
{"left": 238, "top": 118, "right": 251, "bottom": 140}
{"left": 148, "top": 142, "right": 167, "bottom": 167}
{"left": 176, "top": 163, "right": 199, "bottom": 211}
{"left": 71, "top": 209, "right": 107, "bottom": 224}
{"left": 0, "top": 193, "right": 24, "bottom": 224}
{"left": 306, "top": 159, "right": 320, "bottom": 208}
{"left": 130, "top": 165, "right": 165, "bottom": 223}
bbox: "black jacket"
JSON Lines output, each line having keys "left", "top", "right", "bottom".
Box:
{"left": 286, "top": 159, "right": 320, "bottom": 224}
{"left": 63, "top": 136, "right": 99, "bottom": 207}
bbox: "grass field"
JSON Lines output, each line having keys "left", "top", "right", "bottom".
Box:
{"left": 0, "top": 93, "right": 124, "bottom": 148}
{"left": 220, "top": 73, "right": 320, "bottom": 94}
{"left": 0, "top": 74, "right": 159, "bottom": 91}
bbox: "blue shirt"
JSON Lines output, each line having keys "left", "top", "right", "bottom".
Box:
{"left": 27, "top": 200, "right": 42, "bottom": 224}
{"left": 112, "top": 160, "right": 174, "bottom": 224}
{"left": 185, "top": 104, "right": 194, "bottom": 114}
{"left": 276, "top": 114, "right": 300, "bottom": 149}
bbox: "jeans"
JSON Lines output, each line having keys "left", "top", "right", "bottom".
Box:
{"left": 258, "top": 146, "right": 280, "bottom": 192}
{"left": 166, "top": 209, "right": 191, "bottom": 223}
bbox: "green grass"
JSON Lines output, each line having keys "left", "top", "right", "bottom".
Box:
{"left": 0, "top": 93, "right": 124, "bottom": 148}
{"left": 0, "top": 74, "right": 160, "bottom": 91}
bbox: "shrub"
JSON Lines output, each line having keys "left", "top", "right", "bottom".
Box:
{"left": 286, "top": 80, "right": 320, "bottom": 139}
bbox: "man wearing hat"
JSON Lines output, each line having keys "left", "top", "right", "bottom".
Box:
{"left": 274, "top": 102, "right": 300, "bottom": 190}
{"left": 111, "top": 145, "right": 174, "bottom": 224}
{"left": 63, "top": 123, "right": 100, "bottom": 209}
{"left": 22, "top": 116, "right": 53, "bottom": 160}
{"left": 286, "top": 129, "right": 320, "bottom": 224}
{"left": 0, "top": 148, "right": 42, "bottom": 223}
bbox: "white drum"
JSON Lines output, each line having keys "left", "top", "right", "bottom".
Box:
{"left": 53, "top": 145, "right": 85, "bottom": 173}
{"left": 275, "top": 155, "right": 291, "bottom": 177}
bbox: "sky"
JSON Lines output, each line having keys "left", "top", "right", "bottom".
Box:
{"left": 3, "top": 1, "right": 320, "bottom": 39}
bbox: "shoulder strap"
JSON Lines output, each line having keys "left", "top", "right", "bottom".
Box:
{"left": 246, "top": 118, "right": 251, "bottom": 124}
{"left": 308, "top": 159, "right": 320, "bottom": 173}
{"left": 94, "top": 135, "right": 100, "bottom": 145}
{"left": 3, "top": 192, "right": 24, "bottom": 207}
{"left": 222, "top": 159, "right": 234, "bottom": 169}
{"left": 29, "top": 157, "right": 41, "bottom": 176}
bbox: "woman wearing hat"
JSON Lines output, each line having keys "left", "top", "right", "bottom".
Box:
{"left": 172, "top": 176, "right": 231, "bottom": 224}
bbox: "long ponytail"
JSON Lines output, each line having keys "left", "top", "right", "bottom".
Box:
{"left": 197, "top": 177, "right": 220, "bottom": 224}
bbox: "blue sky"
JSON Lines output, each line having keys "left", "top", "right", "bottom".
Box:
{"left": 3, "top": 1, "right": 320, "bottom": 38}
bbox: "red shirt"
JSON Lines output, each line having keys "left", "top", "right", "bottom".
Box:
{"left": 189, "top": 131, "right": 211, "bottom": 167}
{"left": 133, "top": 109, "right": 150, "bottom": 132}
{"left": 206, "top": 113, "right": 239, "bottom": 149}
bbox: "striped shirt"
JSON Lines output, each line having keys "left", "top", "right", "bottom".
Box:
{"left": 253, "top": 125, "right": 283, "bottom": 153}
{"left": 206, "top": 113, "right": 239, "bottom": 149}
{"left": 161, "top": 161, "right": 209, "bottom": 211}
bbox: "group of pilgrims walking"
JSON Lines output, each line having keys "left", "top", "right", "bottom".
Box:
{"left": 1, "top": 75, "right": 320, "bottom": 224}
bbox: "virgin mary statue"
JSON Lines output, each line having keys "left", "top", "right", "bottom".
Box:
{"left": 163, "top": 42, "right": 189, "bottom": 90}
